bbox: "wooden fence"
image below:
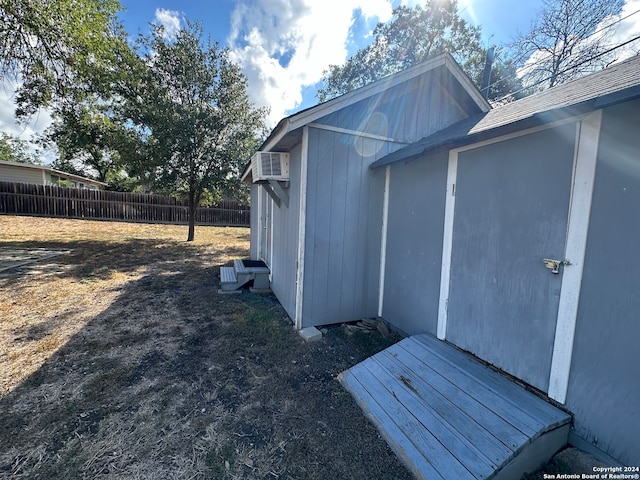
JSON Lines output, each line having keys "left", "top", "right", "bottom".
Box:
{"left": 0, "top": 181, "right": 250, "bottom": 226}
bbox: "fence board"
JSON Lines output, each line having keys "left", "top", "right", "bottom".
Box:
{"left": 0, "top": 182, "right": 250, "bottom": 227}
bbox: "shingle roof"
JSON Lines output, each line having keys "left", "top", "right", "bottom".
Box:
{"left": 371, "top": 54, "right": 640, "bottom": 169}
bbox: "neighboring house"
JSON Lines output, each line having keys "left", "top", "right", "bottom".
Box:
{"left": 242, "top": 53, "right": 640, "bottom": 466}
{"left": 0, "top": 160, "right": 107, "bottom": 189}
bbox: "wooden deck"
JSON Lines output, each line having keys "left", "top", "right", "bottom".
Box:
{"left": 338, "top": 334, "right": 571, "bottom": 480}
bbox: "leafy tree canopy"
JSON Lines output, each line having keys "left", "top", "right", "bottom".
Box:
{"left": 125, "top": 22, "right": 267, "bottom": 240}
{"left": 43, "top": 100, "right": 136, "bottom": 183}
{"left": 0, "top": 0, "right": 124, "bottom": 118}
{"left": 317, "top": 1, "right": 521, "bottom": 102}
{"left": 0, "top": 132, "right": 42, "bottom": 164}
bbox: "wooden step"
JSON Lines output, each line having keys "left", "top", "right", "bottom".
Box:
{"left": 220, "top": 266, "right": 237, "bottom": 286}
{"left": 339, "top": 334, "right": 571, "bottom": 480}
{"left": 233, "top": 258, "right": 249, "bottom": 275}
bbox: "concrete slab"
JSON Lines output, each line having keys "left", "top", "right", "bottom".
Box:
{"left": 0, "top": 248, "right": 71, "bottom": 273}
{"left": 249, "top": 287, "right": 272, "bottom": 294}
{"left": 298, "top": 326, "right": 322, "bottom": 343}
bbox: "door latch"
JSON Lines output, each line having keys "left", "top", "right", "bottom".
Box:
{"left": 542, "top": 258, "right": 571, "bottom": 274}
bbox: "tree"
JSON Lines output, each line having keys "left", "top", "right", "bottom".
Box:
{"left": 128, "top": 23, "right": 266, "bottom": 241}
{"left": 317, "top": 1, "right": 504, "bottom": 102}
{"left": 511, "top": 0, "right": 624, "bottom": 91}
{"left": 43, "top": 101, "right": 140, "bottom": 185}
{"left": 0, "top": 0, "right": 123, "bottom": 118}
{"left": 0, "top": 132, "right": 41, "bottom": 164}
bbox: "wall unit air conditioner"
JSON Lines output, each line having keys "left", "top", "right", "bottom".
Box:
{"left": 251, "top": 152, "right": 290, "bottom": 182}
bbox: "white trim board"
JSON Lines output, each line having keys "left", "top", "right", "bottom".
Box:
{"left": 436, "top": 151, "right": 458, "bottom": 340}
{"left": 308, "top": 123, "right": 412, "bottom": 145}
{"left": 378, "top": 166, "right": 391, "bottom": 318}
{"left": 294, "top": 126, "right": 309, "bottom": 330}
{"left": 268, "top": 195, "right": 274, "bottom": 270}
{"left": 449, "top": 114, "right": 587, "bottom": 155}
{"left": 256, "top": 184, "right": 263, "bottom": 261}
{"left": 548, "top": 109, "right": 602, "bottom": 404}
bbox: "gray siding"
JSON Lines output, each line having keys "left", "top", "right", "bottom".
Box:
{"left": 0, "top": 164, "right": 44, "bottom": 184}
{"left": 382, "top": 151, "right": 448, "bottom": 335}
{"left": 302, "top": 127, "right": 390, "bottom": 327}
{"left": 566, "top": 101, "right": 640, "bottom": 464}
{"left": 269, "top": 144, "right": 302, "bottom": 320}
{"left": 317, "top": 68, "right": 476, "bottom": 143}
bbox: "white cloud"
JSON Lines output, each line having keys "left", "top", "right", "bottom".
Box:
{"left": 0, "top": 79, "right": 54, "bottom": 163}
{"left": 154, "top": 8, "right": 182, "bottom": 40}
{"left": 228, "top": 0, "right": 394, "bottom": 127}
{"left": 597, "top": 0, "right": 640, "bottom": 63}
{"left": 519, "top": 0, "right": 640, "bottom": 82}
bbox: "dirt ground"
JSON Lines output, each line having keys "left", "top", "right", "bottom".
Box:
{"left": 0, "top": 215, "right": 414, "bottom": 479}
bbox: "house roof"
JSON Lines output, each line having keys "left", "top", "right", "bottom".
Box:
{"left": 242, "top": 53, "right": 490, "bottom": 181}
{"left": 0, "top": 159, "right": 108, "bottom": 186}
{"left": 370, "top": 54, "right": 640, "bottom": 169}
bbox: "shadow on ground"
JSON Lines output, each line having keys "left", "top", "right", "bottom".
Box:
{"left": 0, "top": 239, "right": 411, "bottom": 479}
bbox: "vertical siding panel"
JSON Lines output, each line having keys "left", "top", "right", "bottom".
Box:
{"left": 383, "top": 152, "right": 448, "bottom": 336}
{"left": 341, "top": 137, "right": 365, "bottom": 320}
{"left": 325, "top": 134, "right": 349, "bottom": 322}
{"left": 305, "top": 129, "right": 332, "bottom": 325}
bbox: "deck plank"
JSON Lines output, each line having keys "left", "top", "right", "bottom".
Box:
{"left": 394, "top": 338, "right": 548, "bottom": 436}
{"left": 340, "top": 334, "right": 572, "bottom": 480}
{"left": 220, "top": 266, "right": 237, "bottom": 284}
{"left": 374, "top": 348, "right": 519, "bottom": 463}
{"left": 362, "top": 358, "right": 498, "bottom": 478}
{"left": 352, "top": 364, "right": 478, "bottom": 480}
{"left": 412, "top": 335, "right": 569, "bottom": 428}
{"left": 339, "top": 369, "right": 447, "bottom": 480}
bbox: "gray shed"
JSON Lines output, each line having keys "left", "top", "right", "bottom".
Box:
{"left": 242, "top": 53, "right": 640, "bottom": 473}
{"left": 242, "top": 53, "right": 489, "bottom": 329}
{"left": 369, "top": 55, "right": 640, "bottom": 467}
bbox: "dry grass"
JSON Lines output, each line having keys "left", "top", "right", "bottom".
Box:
{"left": 0, "top": 216, "right": 249, "bottom": 396}
{"left": 0, "top": 215, "right": 411, "bottom": 480}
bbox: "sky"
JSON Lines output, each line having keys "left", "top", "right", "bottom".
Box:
{"left": 2, "top": 0, "right": 640, "bottom": 161}
{"left": 116, "top": 0, "right": 543, "bottom": 126}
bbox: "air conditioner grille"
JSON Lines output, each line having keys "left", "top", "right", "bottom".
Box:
{"left": 261, "top": 153, "right": 282, "bottom": 176}
{"left": 251, "top": 151, "right": 289, "bottom": 181}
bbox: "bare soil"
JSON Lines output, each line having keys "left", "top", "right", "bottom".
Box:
{"left": 0, "top": 215, "right": 412, "bottom": 479}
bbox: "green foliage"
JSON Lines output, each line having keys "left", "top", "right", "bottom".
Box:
{"left": 0, "top": 132, "right": 42, "bottom": 164}
{"left": 125, "top": 22, "right": 266, "bottom": 240}
{"left": 317, "top": 1, "right": 490, "bottom": 102}
{"left": 44, "top": 101, "right": 138, "bottom": 184}
{"left": 0, "top": 0, "right": 124, "bottom": 117}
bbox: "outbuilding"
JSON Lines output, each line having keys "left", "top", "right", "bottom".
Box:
{"left": 242, "top": 53, "right": 640, "bottom": 469}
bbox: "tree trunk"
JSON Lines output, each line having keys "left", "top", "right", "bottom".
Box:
{"left": 187, "top": 190, "right": 196, "bottom": 241}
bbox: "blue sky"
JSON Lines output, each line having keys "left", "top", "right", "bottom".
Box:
{"left": 1, "top": 0, "right": 639, "bottom": 155}
{"left": 117, "top": 0, "right": 543, "bottom": 125}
